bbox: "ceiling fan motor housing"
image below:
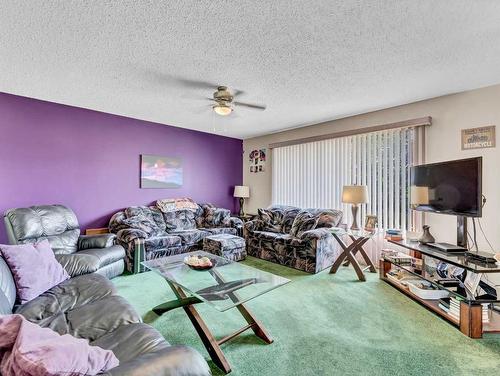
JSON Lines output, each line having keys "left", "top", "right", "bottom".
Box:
{"left": 214, "top": 86, "right": 233, "bottom": 103}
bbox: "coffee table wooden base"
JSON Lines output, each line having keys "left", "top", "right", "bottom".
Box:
{"left": 153, "top": 279, "right": 273, "bottom": 374}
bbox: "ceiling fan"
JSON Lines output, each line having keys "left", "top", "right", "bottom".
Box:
{"left": 208, "top": 86, "right": 266, "bottom": 116}
{"left": 139, "top": 71, "right": 267, "bottom": 116}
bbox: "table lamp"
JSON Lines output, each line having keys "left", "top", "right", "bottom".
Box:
{"left": 410, "top": 186, "right": 429, "bottom": 209}
{"left": 234, "top": 185, "right": 250, "bottom": 216}
{"left": 342, "top": 185, "right": 368, "bottom": 230}
{"left": 410, "top": 186, "right": 435, "bottom": 244}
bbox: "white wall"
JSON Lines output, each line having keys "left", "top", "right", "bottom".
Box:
{"left": 243, "top": 84, "right": 500, "bottom": 250}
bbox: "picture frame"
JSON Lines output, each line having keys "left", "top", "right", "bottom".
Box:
{"left": 364, "top": 215, "right": 378, "bottom": 231}
{"left": 140, "top": 155, "right": 183, "bottom": 189}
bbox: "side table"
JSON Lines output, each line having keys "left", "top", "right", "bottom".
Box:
{"left": 329, "top": 229, "right": 378, "bottom": 281}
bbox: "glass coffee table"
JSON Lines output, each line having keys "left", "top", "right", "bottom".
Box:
{"left": 142, "top": 251, "right": 290, "bottom": 374}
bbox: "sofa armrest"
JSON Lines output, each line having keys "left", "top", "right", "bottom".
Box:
{"left": 102, "top": 345, "right": 211, "bottom": 376}
{"left": 299, "top": 228, "right": 332, "bottom": 241}
{"left": 78, "top": 234, "right": 116, "bottom": 250}
{"left": 244, "top": 219, "right": 264, "bottom": 233}
{"left": 228, "top": 216, "right": 243, "bottom": 228}
{"left": 115, "top": 229, "right": 148, "bottom": 243}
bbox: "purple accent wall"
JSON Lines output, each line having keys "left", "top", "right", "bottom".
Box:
{"left": 0, "top": 92, "right": 243, "bottom": 243}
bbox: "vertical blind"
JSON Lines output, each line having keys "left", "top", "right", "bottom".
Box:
{"left": 272, "top": 126, "right": 425, "bottom": 231}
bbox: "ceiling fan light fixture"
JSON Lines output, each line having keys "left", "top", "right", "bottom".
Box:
{"left": 213, "top": 103, "right": 232, "bottom": 116}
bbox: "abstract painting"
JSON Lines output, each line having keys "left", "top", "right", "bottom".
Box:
{"left": 140, "top": 155, "right": 183, "bottom": 188}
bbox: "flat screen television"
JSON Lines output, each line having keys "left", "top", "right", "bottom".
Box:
{"left": 410, "top": 157, "right": 482, "bottom": 217}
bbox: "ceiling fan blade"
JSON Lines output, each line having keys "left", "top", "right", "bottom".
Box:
{"left": 233, "top": 101, "right": 266, "bottom": 110}
{"left": 142, "top": 70, "right": 219, "bottom": 90}
{"left": 192, "top": 105, "right": 213, "bottom": 114}
{"left": 233, "top": 89, "right": 246, "bottom": 97}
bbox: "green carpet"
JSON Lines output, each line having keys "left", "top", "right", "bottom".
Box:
{"left": 113, "top": 257, "right": 500, "bottom": 375}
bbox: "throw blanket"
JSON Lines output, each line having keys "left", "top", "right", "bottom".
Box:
{"left": 156, "top": 197, "right": 199, "bottom": 213}
{"left": 0, "top": 314, "right": 119, "bottom": 376}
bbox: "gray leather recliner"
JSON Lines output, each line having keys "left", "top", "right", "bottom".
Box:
{"left": 3, "top": 205, "right": 125, "bottom": 279}
{"left": 0, "top": 256, "right": 211, "bottom": 375}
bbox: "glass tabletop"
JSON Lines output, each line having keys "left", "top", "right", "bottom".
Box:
{"left": 142, "top": 251, "right": 291, "bottom": 312}
{"left": 330, "top": 227, "right": 379, "bottom": 239}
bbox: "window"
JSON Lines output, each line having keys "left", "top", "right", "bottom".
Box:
{"left": 272, "top": 126, "right": 425, "bottom": 230}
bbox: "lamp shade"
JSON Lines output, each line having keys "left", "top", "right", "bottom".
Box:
{"left": 233, "top": 185, "right": 250, "bottom": 198}
{"left": 410, "top": 186, "right": 429, "bottom": 205}
{"left": 342, "top": 185, "right": 368, "bottom": 204}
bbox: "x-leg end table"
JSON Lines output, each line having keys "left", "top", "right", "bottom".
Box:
{"left": 329, "top": 231, "right": 377, "bottom": 281}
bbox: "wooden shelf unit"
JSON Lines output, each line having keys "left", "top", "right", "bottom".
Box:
{"left": 380, "top": 241, "right": 500, "bottom": 339}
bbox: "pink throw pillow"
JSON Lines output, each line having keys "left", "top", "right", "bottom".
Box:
{"left": 0, "top": 314, "right": 119, "bottom": 375}
{"left": 0, "top": 240, "right": 70, "bottom": 304}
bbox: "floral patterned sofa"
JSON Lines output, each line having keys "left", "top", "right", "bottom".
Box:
{"left": 109, "top": 202, "right": 243, "bottom": 273}
{"left": 244, "top": 205, "right": 343, "bottom": 273}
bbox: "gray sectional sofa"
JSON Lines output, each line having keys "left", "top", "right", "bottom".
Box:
{"left": 244, "top": 205, "right": 343, "bottom": 273}
{"left": 109, "top": 203, "right": 243, "bottom": 273}
{"left": 4, "top": 205, "right": 125, "bottom": 279}
{"left": 0, "top": 255, "right": 211, "bottom": 375}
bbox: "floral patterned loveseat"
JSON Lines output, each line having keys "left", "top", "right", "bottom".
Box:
{"left": 109, "top": 202, "right": 243, "bottom": 273}
{"left": 244, "top": 205, "right": 343, "bottom": 273}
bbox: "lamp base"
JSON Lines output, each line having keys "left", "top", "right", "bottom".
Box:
{"left": 238, "top": 197, "right": 245, "bottom": 217}
{"left": 350, "top": 204, "right": 360, "bottom": 231}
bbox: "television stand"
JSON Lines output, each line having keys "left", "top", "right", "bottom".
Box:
{"left": 380, "top": 239, "right": 500, "bottom": 338}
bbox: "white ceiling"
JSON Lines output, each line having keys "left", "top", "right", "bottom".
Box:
{"left": 1, "top": 1, "right": 500, "bottom": 139}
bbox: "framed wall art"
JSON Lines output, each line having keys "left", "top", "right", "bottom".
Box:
{"left": 140, "top": 155, "right": 183, "bottom": 188}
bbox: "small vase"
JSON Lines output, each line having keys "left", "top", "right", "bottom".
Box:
{"left": 418, "top": 225, "right": 435, "bottom": 244}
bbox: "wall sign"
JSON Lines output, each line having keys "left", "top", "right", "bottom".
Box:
{"left": 461, "top": 125, "right": 496, "bottom": 150}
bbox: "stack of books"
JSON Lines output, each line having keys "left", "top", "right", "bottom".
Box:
{"left": 385, "top": 229, "right": 403, "bottom": 241}
{"left": 385, "top": 253, "right": 413, "bottom": 265}
{"left": 439, "top": 297, "right": 490, "bottom": 323}
{"left": 448, "top": 297, "right": 461, "bottom": 320}
{"left": 482, "top": 304, "right": 490, "bottom": 323}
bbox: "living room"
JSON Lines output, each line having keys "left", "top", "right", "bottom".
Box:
{"left": 1, "top": 2, "right": 500, "bottom": 376}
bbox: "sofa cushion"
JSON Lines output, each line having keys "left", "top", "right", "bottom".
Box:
{"left": 15, "top": 274, "right": 141, "bottom": 341}
{"left": 125, "top": 206, "right": 165, "bottom": 228}
{"left": 66, "top": 295, "right": 141, "bottom": 341}
{"left": 258, "top": 208, "right": 284, "bottom": 233}
{"left": 4, "top": 205, "right": 80, "bottom": 244}
{"left": 163, "top": 209, "right": 196, "bottom": 231}
{"left": 78, "top": 245, "right": 126, "bottom": 268}
{"left": 143, "top": 235, "right": 182, "bottom": 253}
{"left": 201, "top": 204, "right": 231, "bottom": 227}
{"left": 202, "top": 227, "right": 237, "bottom": 236}
{"left": 168, "top": 229, "right": 209, "bottom": 245}
{"left": 281, "top": 207, "right": 301, "bottom": 234}
{"left": 290, "top": 212, "right": 319, "bottom": 238}
{"left": 90, "top": 323, "right": 169, "bottom": 363}
{"left": 55, "top": 253, "right": 101, "bottom": 277}
{"left": 0, "top": 240, "right": 70, "bottom": 304}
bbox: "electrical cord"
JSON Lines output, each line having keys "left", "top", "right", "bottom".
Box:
{"left": 472, "top": 217, "right": 478, "bottom": 251}
{"left": 477, "top": 218, "right": 494, "bottom": 251}
{"left": 466, "top": 230, "right": 475, "bottom": 251}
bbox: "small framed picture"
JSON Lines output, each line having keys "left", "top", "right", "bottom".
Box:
{"left": 364, "top": 215, "right": 378, "bottom": 231}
